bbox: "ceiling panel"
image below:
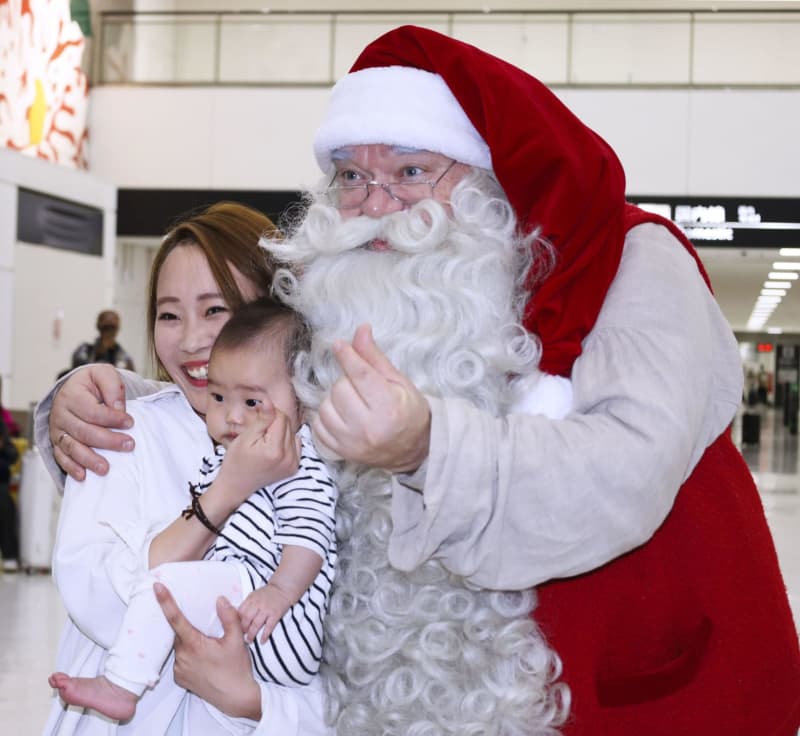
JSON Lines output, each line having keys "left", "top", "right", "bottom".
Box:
{"left": 698, "top": 247, "right": 800, "bottom": 335}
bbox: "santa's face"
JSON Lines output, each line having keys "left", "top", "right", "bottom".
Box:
{"left": 273, "top": 176, "right": 540, "bottom": 417}
{"left": 330, "top": 144, "right": 471, "bottom": 228}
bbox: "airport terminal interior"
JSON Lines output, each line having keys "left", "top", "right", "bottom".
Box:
{"left": 1, "top": 0, "right": 799, "bottom": 733}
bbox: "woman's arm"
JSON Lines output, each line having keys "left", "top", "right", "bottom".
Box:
{"left": 386, "top": 224, "right": 743, "bottom": 589}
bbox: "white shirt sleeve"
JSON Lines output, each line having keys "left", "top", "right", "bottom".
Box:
{"left": 53, "top": 444, "right": 159, "bottom": 648}
{"left": 387, "top": 223, "right": 743, "bottom": 590}
{"left": 51, "top": 395, "right": 200, "bottom": 649}
{"left": 184, "top": 677, "right": 332, "bottom": 735}
{"left": 252, "top": 678, "right": 332, "bottom": 736}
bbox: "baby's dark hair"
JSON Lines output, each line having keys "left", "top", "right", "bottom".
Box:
{"left": 211, "top": 297, "right": 310, "bottom": 375}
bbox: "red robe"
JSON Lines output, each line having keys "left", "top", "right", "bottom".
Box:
{"left": 531, "top": 207, "right": 800, "bottom": 735}
{"left": 537, "top": 430, "right": 800, "bottom": 735}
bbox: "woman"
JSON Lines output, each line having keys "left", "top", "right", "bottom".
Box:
{"left": 43, "top": 202, "right": 327, "bottom": 735}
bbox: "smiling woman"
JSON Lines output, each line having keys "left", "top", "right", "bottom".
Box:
{"left": 36, "top": 201, "right": 330, "bottom": 735}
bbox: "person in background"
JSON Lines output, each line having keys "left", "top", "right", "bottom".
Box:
{"left": 0, "top": 411, "right": 20, "bottom": 572}
{"left": 71, "top": 310, "right": 135, "bottom": 372}
{"left": 0, "top": 377, "right": 21, "bottom": 438}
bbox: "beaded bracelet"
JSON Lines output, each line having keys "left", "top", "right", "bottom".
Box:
{"left": 181, "top": 483, "right": 222, "bottom": 536}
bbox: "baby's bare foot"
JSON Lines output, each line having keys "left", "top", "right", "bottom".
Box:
{"left": 49, "top": 672, "right": 137, "bottom": 721}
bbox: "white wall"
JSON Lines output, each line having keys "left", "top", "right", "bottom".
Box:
{"left": 114, "top": 240, "right": 157, "bottom": 377}
{"left": 88, "top": 85, "right": 800, "bottom": 197}
{"left": 0, "top": 150, "right": 117, "bottom": 413}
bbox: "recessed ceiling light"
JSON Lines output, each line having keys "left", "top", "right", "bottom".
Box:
{"left": 769, "top": 272, "right": 798, "bottom": 280}
{"left": 761, "top": 289, "right": 787, "bottom": 296}
{"left": 771, "top": 262, "right": 800, "bottom": 270}
{"left": 767, "top": 327, "right": 784, "bottom": 334}
{"left": 779, "top": 248, "right": 800, "bottom": 256}
{"left": 764, "top": 282, "right": 792, "bottom": 289}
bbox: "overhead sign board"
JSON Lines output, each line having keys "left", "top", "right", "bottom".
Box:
{"left": 628, "top": 196, "right": 800, "bottom": 248}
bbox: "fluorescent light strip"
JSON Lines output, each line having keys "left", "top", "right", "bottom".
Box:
{"left": 764, "top": 282, "right": 793, "bottom": 289}
{"left": 769, "top": 272, "right": 798, "bottom": 280}
{"left": 771, "top": 262, "right": 800, "bottom": 270}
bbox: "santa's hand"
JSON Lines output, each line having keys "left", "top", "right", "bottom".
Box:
{"left": 50, "top": 365, "right": 134, "bottom": 481}
{"left": 313, "top": 324, "right": 431, "bottom": 473}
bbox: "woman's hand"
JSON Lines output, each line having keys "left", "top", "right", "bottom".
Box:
{"left": 312, "top": 324, "right": 431, "bottom": 473}
{"left": 154, "top": 582, "right": 262, "bottom": 720}
{"left": 49, "top": 365, "right": 135, "bottom": 481}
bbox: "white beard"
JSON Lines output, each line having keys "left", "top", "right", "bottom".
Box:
{"left": 269, "top": 183, "right": 568, "bottom": 735}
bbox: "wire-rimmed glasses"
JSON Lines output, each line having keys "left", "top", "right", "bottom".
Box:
{"left": 325, "top": 160, "right": 457, "bottom": 210}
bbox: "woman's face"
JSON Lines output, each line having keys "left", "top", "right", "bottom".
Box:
{"left": 153, "top": 244, "right": 260, "bottom": 415}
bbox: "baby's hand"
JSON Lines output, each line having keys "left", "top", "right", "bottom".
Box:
{"left": 238, "top": 585, "right": 295, "bottom": 644}
{"left": 216, "top": 409, "right": 301, "bottom": 505}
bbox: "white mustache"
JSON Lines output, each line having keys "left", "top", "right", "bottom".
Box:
{"left": 289, "top": 199, "right": 451, "bottom": 261}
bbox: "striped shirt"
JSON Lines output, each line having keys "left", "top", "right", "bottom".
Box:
{"left": 198, "top": 424, "right": 337, "bottom": 686}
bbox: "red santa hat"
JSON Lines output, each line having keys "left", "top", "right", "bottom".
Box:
{"left": 316, "top": 26, "right": 707, "bottom": 376}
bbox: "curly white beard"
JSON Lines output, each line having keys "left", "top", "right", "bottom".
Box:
{"left": 268, "top": 175, "right": 569, "bottom": 735}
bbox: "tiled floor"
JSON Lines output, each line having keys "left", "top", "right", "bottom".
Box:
{"left": 1, "top": 410, "right": 798, "bottom": 735}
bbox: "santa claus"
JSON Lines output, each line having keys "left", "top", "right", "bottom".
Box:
{"left": 265, "top": 25, "right": 800, "bottom": 736}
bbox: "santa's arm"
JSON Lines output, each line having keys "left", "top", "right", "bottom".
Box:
{"left": 387, "top": 223, "right": 743, "bottom": 589}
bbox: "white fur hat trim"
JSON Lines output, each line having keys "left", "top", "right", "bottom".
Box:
{"left": 313, "top": 66, "right": 492, "bottom": 172}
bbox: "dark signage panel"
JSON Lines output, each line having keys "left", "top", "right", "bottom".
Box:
{"left": 117, "top": 189, "right": 303, "bottom": 237}
{"left": 627, "top": 196, "right": 800, "bottom": 249}
{"left": 116, "top": 191, "right": 799, "bottom": 247}
{"left": 17, "top": 189, "right": 104, "bottom": 255}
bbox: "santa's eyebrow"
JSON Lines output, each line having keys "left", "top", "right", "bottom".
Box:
{"left": 331, "top": 146, "right": 426, "bottom": 161}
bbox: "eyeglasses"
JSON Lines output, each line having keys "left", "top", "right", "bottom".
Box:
{"left": 325, "top": 160, "right": 457, "bottom": 210}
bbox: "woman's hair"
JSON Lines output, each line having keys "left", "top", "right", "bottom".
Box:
{"left": 211, "top": 297, "right": 310, "bottom": 377}
{"left": 146, "top": 201, "right": 280, "bottom": 379}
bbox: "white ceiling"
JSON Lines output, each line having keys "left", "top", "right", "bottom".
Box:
{"left": 699, "top": 247, "right": 800, "bottom": 336}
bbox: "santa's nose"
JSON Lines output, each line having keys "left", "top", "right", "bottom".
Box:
{"left": 361, "top": 185, "right": 405, "bottom": 218}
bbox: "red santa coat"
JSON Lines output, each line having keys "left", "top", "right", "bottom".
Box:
{"left": 533, "top": 207, "right": 800, "bottom": 736}
{"left": 537, "top": 429, "right": 800, "bottom": 735}
{"left": 353, "top": 25, "right": 800, "bottom": 734}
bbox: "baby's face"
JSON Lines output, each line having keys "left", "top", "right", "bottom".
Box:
{"left": 205, "top": 343, "right": 299, "bottom": 448}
